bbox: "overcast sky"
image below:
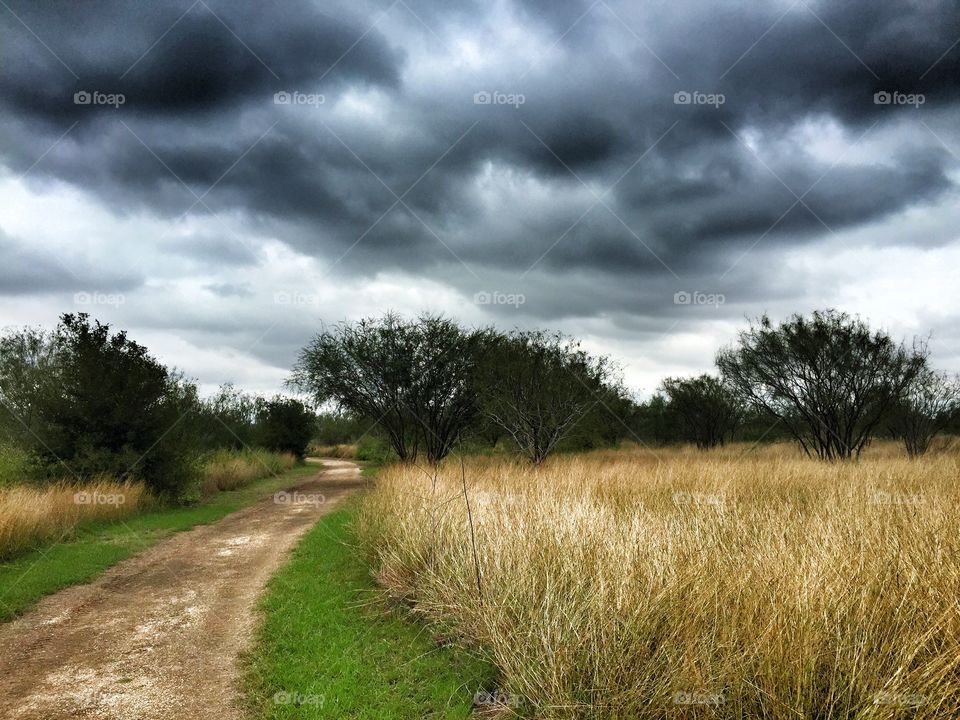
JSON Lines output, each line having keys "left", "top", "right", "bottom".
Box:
{"left": 1, "top": 0, "right": 959, "bottom": 397}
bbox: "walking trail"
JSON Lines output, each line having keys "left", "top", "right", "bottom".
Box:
{"left": 0, "top": 459, "right": 364, "bottom": 720}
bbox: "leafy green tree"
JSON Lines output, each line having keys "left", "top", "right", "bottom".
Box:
{"left": 255, "top": 396, "right": 316, "bottom": 458}
{"left": 315, "top": 411, "right": 367, "bottom": 445}
{"left": 0, "top": 326, "right": 59, "bottom": 445}
{"left": 717, "top": 310, "right": 927, "bottom": 460}
{"left": 25, "top": 314, "right": 199, "bottom": 497}
{"left": 199, "top": 383, "right": 258, "bottom": 450}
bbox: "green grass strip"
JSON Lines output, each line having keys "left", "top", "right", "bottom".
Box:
{"left": 245, "top": 501, "right": 496, "bottom": 719}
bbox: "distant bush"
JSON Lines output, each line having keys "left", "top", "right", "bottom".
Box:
{"left": 356, "top": 436, "right": 394, "bottom": 464}
{"left": 0, "top": 443, "right": 41, "bottom": 487}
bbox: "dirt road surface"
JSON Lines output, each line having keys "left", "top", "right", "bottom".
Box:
{"left": 0, "top": 459, "right": 364, "bottom": 720}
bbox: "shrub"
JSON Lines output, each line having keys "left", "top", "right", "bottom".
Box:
{"left": 356, "top": 436, "right": 394, "bottom": 463}
{"left": 254, "top": 396, "right": 316, "bottom": 459}
{"left": 0, "top": 443, "right": 41, "bottom": 487}
{"left": 2, "top": 315, "right": 202, "bottom": 499}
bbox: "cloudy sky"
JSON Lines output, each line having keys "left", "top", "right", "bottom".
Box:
{"left": 1, "top": 0, "right": 959, "bottom": 396}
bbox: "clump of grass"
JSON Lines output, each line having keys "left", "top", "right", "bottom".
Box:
{"left": 307, "top": 443, "right": 359, "bottom": 459}
{"left": 358, "top": 441, "right": 960, "bottom": 719}
{"left": 201, "top": 448, "right": 297, "bottom": 494}
{"left": 0, "top": 477, "right": 146, "bottom": 559}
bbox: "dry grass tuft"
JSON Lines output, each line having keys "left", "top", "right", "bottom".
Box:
{"left": 358, "top": 441, "right": 960, "bottom": 718}
{"left": 201, "top": 449, "right": 297, "bottom": 494}
{"left": 0, "top": 477, "right": 146, "bottom": 559}
{"left": 308, "top": 443, "right": 359, "bottom": 459}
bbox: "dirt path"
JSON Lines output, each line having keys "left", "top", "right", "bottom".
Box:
{"left": 0, "top": 459, "right": 364, "bottom": 720}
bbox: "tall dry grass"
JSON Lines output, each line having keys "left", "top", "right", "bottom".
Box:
{"left": 307, "top": 443, "right": 359, "bottom": 460}
{"left": 0, "top": 477, "right": 146, "bottom": 559}
{"left": 358, "top": 441, "right": 960, "bottom": 718}
{"left": 200, "top": 448, "right": 297, "bottom": 494}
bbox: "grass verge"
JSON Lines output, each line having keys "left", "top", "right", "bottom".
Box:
{"left": 0, "top": 463, "right": 318, "bottom": 622}
{"left": 245, "top": 500, "right": 497, "bottom": 719}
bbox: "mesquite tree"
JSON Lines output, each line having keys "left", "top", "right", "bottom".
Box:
{"left": 292, "top": 313, "right": 485, "bottom": 463}
{"left": 888, "top": 368, "right": 960, "bottom": 457}
{"left": 717, "top": 310, "right": 927, "bottom": 460}
{"left": 477, "top": 330, "right": 611, "bottom": 465}
{"left": 660, "top": 374, "right": 742, "bottom": 449}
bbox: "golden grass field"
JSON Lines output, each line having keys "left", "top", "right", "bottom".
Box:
{"left": 358, "top": 440, "right": 960, "bottom": 718}
{"left": 0, "top": 477, "right": 146, "bottom": 559}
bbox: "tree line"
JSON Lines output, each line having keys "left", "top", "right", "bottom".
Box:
{"left": 2, "top": 309, "right": 957, "bottom": 496}
{"left": 0, "top": 314, "right": 316, "bottom": 499}
{"left": 297, "top": 310, "right": 960, "bottom": 463}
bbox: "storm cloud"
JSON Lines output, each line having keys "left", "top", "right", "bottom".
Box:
{"left": 1, "top": 0, "right": 959, "bottom": 393}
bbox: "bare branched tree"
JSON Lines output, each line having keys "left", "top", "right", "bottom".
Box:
{"left": 477, "top": 330, "right": 610, "bottom": 465}
{"left": 291, "top": 313, "right": 485, "bottom": 463}
{"left": 660, "top": 374, "right": 742, "bottom": 449}
{"left": 717, "top": 310, "right": 927, "bottom": 460}
{"left": 888, "top": 368, "right": 960, "bottom": 457}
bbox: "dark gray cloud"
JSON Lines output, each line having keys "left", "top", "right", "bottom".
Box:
{"left": 1, "top": 0, "right": 960, "bottom": 388}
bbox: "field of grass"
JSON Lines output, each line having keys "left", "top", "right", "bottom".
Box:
{"left": 358, "top": 441, "right": 960, "bottom": 719}
{"left": 245, "top": 501, "right": 498, "bottom": 719}
{"left": 0, "top": 461, "right": 317, "bottom": 621}
{"left": 202, "top": 448, "right": 298, "bottom": 492}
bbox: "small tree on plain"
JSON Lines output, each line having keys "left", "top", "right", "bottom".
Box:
{"left": 660, "top": 374, "right": 742, "bottom": 449}
{"left": 717, "top": 310, "right": 927, "bottom": 460}
{"left": 292, "top": 313, "right": 484, "bottom": 464}
{"left": 31, "top": 314, "right": 199, "bottom": 497}
{"left": 888, "top": 369, "right": 960, "bottom": 457}
{"left": 477, "top": 330, "right": 611, "bottom": 465}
